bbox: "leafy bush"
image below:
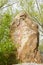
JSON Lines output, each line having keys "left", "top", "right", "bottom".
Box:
{"left": 0, "top": 12, "right": 19, "bottom": 65}
{"left": 0, "top": 42, "right": 18, "bottom": 65}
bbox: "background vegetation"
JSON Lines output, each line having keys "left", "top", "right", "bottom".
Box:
{"left": 0, "top": 0, "right": 43, "bottom": 65}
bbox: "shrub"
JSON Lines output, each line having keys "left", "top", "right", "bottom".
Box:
{"left": 0, "top": 12, "right": 19, "bottom": 65}
{"left": 0, "top": 41, "right": 19, "bottom": 65}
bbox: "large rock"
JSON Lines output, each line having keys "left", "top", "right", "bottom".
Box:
{"left": 10, "top": 12, "right": 41, "bottom": 63}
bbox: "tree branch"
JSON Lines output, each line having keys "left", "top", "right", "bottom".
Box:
{"left": 0, "top": 1, "right": 19, "bottom": 9}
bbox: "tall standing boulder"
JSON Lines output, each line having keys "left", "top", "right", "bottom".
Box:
{"left": 10, "top": 12, "right": 41, "bottom": 63}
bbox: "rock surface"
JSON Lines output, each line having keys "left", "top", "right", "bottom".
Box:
{"left": 10, "top": 12, "right": 41, "bottom": 63}
{"left": 13, "top": 63, "right": 43, "bottom": 65}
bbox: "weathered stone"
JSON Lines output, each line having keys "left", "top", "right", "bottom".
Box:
{"left": 10, "top": 12, "right": 41, "bottom": 63}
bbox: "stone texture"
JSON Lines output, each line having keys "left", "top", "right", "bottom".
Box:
{"left": 13, "top": 63, "right": 43, "bottom": 65}
{"left": 10, "top": 12, "right": 41, "bottom": 63}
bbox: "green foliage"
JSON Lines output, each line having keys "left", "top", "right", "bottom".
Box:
{"left": 0, "top": 11, "right": 19, "bottom": 65}
{"left": 18, "top": 0, "right": 43, "bottom": 26}
{"left": 0, "top": 0, "right": 8, "bottom": 8}
{"left": 39, "top": 44, "right": 43, "bottom": 52}
{"left": 0, "top": 12, "right": 12, "bottom": 43}
{"left": 40, "top": 4, "right": 43, "bottom": 23}
{"left": 14, "top": 9, "right": 20, "bottom": 17}
{"left": 0, "top": 42, "right": 18, "bottom": 65}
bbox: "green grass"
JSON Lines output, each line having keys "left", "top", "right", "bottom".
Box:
{"left": 39, "top": 44, "right": 43, "bottom": 52}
